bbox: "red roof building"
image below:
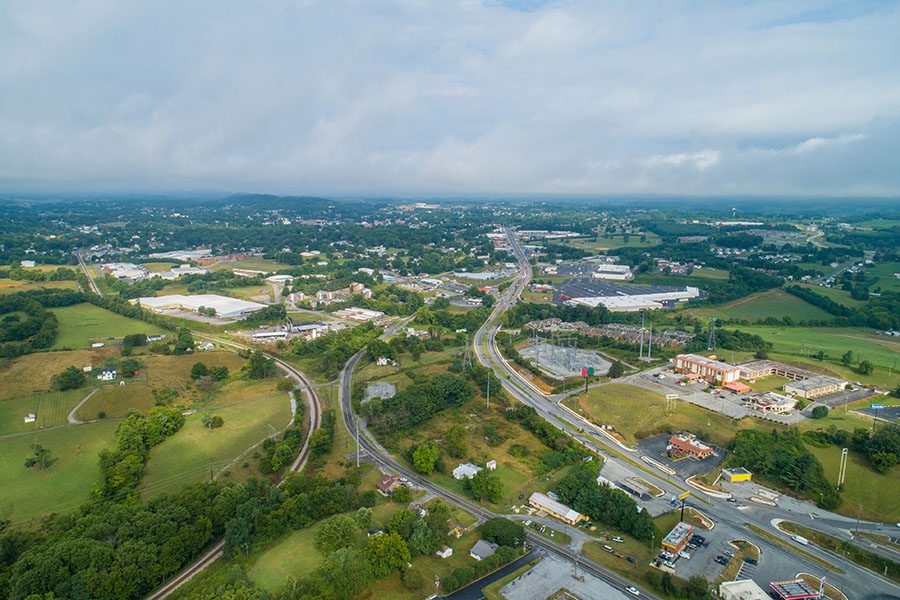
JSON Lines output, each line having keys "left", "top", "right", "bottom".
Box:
{"left": 668, "top": 433, "right": 713, "bottom": 460}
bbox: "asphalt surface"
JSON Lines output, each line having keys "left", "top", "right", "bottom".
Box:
{"left": 471, "top": 228, "right": 900, "bottom": 600}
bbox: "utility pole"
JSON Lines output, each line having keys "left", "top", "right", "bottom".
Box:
{"left": 838, "top": 448, "right": 848, "bottom": 489}
{"left": 356, "top": 416, "right": 361, "bottom": 467}
{"left": 486, "top": 375, "right": 490, "bottom": 412}
{"left": 647, "top": 317, "right": 653, "bottom": 361}
{"left": 639, "top": 312, "right": 645, "bottom": 359}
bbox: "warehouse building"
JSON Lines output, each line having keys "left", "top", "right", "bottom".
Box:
{"left": 674, "top": 354, "right": 741, "bottom": 385}
{"left": 784, "top": 375, "right": 848, "bottom": 399}
{"left": 556, "top": 279, "right": 699, "bottom": 312}
{"left": 134, "top": 294, "right": 266, "bottom": 319}
{"left": 529, "top": 492, "right": 586, "bottom": 525}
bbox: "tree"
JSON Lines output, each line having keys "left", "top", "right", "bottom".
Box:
{"left": 857, "top": 360, "right": 874, "bottom": 375}
{"left": 480, "top": 518, "right": 525, "bottom": 547}
{"left": 246, "top": 351, "right": 276, "bottom": 379}
{"left": 401, "top": 566, "right": 425, "bottom": 591}
{"left": 445, "top": 424, "right": 467, "bottom": 458}
{"left": 841, "top": 350, "right": 854, "bottom": 367}
{"left": 353, "top": 507, "right": 373, "bottom": 529}
{"left": 314, "top": 515, "right": 358, "bottom": 555}
{"left": 607, "top": 360, "right": 625, "bottom": 379}
{"left": 466, "top": 469, "right": 503, "bottom": 503}
{"left": 811, "top": 405, "right": 829, "bottom": 419}
{"left": 270, "top": 443, "right": 294, "bottom": 471}
{"left": 51, "top": 366, "right": 85, "bottom": 391}
{"left": 277, "top": 378, "right": 294, "bottom": 392}
{"left": 754, "top": 349, "right": 768, "bottom": 359}
{"left": 191, "top": 362, "right": 209, "bottom": 379}
{"left": 173, "top": 329, "right": 195, "bottom": 355}
{"left": 412, "top": 443, "right": 440, "bottom": 474}
{"left": 24, "top": 443, "right": 53, "bottom": 469}
{"left": 201, "top": 414, "right": 225, "bottom": 429}
{"left": 392, "top": 485, "right": 412, "bottom": 504}
{"left": 365, "top": 532, "right": 410, "bottom": 577}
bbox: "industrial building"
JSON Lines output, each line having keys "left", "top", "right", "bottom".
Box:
{"left": 134, "top": 294, "right": 266, "bottom": 319}
{"left": 784, "top": 375, "right": 848, "bottom": 399}
{"left": 528, "top": 492, "right": 586, "bottom": 525}
{"left": 332, "top": 307, "right": 385, "bottom": 322}
{"left": 660, "top": 521, "right": 694, "bottom": 554}
{"left": 555, "top": 279, "right": 699, "bottom": 312}
{"left": 674, "top": 354, "right": 741, "bottom": 386}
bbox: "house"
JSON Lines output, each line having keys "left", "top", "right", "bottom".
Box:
{"left": 367, "top": 528, "right": 384, "bottom": 538}
{"left": 469, "top": 540, "right": 499, "bottom": 561}
{"left": 436, "top": 545, "right": 453, "bottom": 559}
{"left": 20, "top": 260, "right": 36, "bottom": 268}
{"left": 198, "top": 342, "right": 215, "bottom": 351}
{"left": 349, "top": 282, "right": 365, "bottom": 293}
{"left": 375, "top": 356, "right": 396, "bottom": 367}
{"left": 82, "top": 366, "right": 93, "bottom": 372}
{"left": 146, "top": 334, "right": 165, "bottom": 343}
{"left": 376, "top": 474, "right": 402, "bottom": 496}
{"left": 24, "top": 413, "right": 36, "bottom": 424}
{"left": 266, "top": 274, "right": 294, "bottom": 284}
{"left": 452, "top": 463, "right": 482, "bottom": 480}
{"left": 486, "top": 460, "right": 497, "bottom": 470}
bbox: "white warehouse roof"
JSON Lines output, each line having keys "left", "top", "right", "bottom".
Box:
{"left": 135, "top": 294, "right": 267, "bottom": 319}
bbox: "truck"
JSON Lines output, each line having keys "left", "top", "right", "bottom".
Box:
{"left": 791, "top": 535, "right": 809, "bottom": 546}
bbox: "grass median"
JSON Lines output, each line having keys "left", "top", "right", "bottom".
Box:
{"left": 744, "top": 524, "right": 844, "bottom": 574}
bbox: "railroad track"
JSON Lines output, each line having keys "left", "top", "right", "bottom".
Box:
{"left": 145, "top": 337, "right": 320, "bottom": 600}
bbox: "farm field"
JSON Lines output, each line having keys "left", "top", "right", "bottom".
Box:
{"left": 0, "top": 389, "right": 88, "bottom": 435}
{"left": 0, "top": 278, "right": 78, "bottom": 295}
{"left": 208, "top": 257, "right": 293, "bottom": 273}
{"left": 0, "top": 420, "right": 117, "bottom": 525}
{"left": 565, "top": 383, "right": 763, "bottom": 448}
{"left": 0, "top": 349, "right": 116, "bottom": 401}
{"left": 866, "top": 261, "right": 900, "bottom": 293}
{"left": 682, "top": 288, "right": 834, "bottom": 322}
{"left": 50, "top": 303, "right": 166, "bottom": 350}
{"left": 566, "top": 233, "right": 661, "bottom": 250}
{"left": 139, "top": 379, "right": 292, "bottom": 498}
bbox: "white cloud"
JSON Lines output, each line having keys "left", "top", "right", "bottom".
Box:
{"left": 0, "top": 0, "right": 899, "bottom": 195}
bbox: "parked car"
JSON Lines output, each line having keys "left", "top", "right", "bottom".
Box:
{"left": 743, "top": 557, "right": 758, "bottom": 565}
{"left": 678, "top": 550, "right": 692, "bottom": 560}
{"left": 727, "top": 497, "right": 737, "bottom": 503}
{"left": 715, "top": 555, "right": 729, "bottom": 565}
{"left": 549, "top": 530, "right": 555, "bottom": 537}
{"left": 612, "top": 536, "right": 624, "bottom": 543}
{"left": 540, "top": 525, "right": 546, "bottom": 533}
{"left": 723, "top": 549, "right": 735, "bottom": 558}
{"left": 524, "top": 520, "right": 532, "bottom": 527}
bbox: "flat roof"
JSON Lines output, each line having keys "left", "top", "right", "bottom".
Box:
{"left": 529, "top": 492, "right": 582, "bottom": 522}
{"left": 769, "top": 578, "right": 820, "bottom": 599}
{"left": 137, "top": 294, "right": 266, "bottom": 316}
{"left": 559, "top": 278, "right": 692, "bottom": 299}
{"left": 661, "top": 521, "right": 694, "bottom": 547}
{"left": 785, "top": 375, "right": 846, "bottom": 391}
{"left": 677, "top": 353, "right": 739, "bottom": 372}
{"left": 722, "top": 467, "right": 752, "bottom": 475}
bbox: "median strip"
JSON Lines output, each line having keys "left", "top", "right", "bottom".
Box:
{"left": 744, "top": 524, "right": 844, "bottom": 574}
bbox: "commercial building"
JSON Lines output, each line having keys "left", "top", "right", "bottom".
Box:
{"left": 750, "top": 392, "right": 797, "bottom": 414}
{"left": 660, "top": 521, "right": 694, "bottom": 554}
{"left": 721, "top": 467, "right": 752, "bottom": 483}
{"left": 150, "top": 265, "right": 208, "bottom": 280}
{"left": 528, "top": 492, "right": 586, "bottom": 525}
{"left": 674, "top": 354, "right": 741, "bottom": 386}
{"left": 769, "top": 578, "right": 821, "bottom": 600}
{"left": 784, "top": 375, "right": 848, "bottom": 399}
{"left": 718, "top": 579, "right": 769, "bottom": 600}
{"left": 102, "top": 262, "right": 147, "bottom": 282}
{"left": 332, "top": 307, "right": 385, "bottom": 322}
{"left": 667, "top": 433, "right": 713, "bottom": 460}
{"left": 134, "top": 294, "right": 267, "bottom": 319}
{"left": 737, "top": 360, "right": 816, "bottom": 382}
{"left": 556, "top": 279, "right": 699, "bottom": 312}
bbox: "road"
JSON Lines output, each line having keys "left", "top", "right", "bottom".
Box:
{"left": 338, "top": 320, "right": 663, "bottom": 599}
{"left": 473, "top": 228, "right": 899, "bottom": 599}
{"left": 76, "top": 250, "right": 102, "bottom": 295}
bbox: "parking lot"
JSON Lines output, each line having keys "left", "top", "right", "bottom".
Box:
{"left": 636, "top": 434, "right": 724, "bottom": 479}
{"left": 653, "top": 528, "right": 733, "bottom": 582}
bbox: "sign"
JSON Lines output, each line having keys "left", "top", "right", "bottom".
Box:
{"left": 870, "top": 404, "right": 885, "bottom": 409}
{"left": 581, "top": 367, "right": 588, "bottom": 377}
{"left": 587, "top": 367, "right": 595, "bottom": 376}
{"left": 678, "top": 491, "right": 691, "bottom": 500}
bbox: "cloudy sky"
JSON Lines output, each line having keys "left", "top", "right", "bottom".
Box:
{"left": 2, "top": 0, "right": 899, "bottom": 196}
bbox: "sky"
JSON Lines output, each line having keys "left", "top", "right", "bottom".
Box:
{"left": 1, "top": 0, "right": 899, "bottom": 197}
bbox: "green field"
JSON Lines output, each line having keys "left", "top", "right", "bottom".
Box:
{"left": 866, "top": 261, "right": 900, "bottom": 293}
{"left": 139, "top": 380, "right": 291, "bottom": 497}
{"left": 208, "top": 257, "right": 293, "bottom": 273}
{"left": 736, "top": 326, "right": 900, "bottom": 387}
{"left": 566, "top": 383, "right": 763, "bottom": 448}
{"left": 807, "top": 445, "right": 898, "bottom": 524}
{"left": 566, "top": 232, "right": 661, "bottom": 251}
{"left": 683, "top": 288, "right": 834, "bottom": 322}
{"left": 50, "top": 303, "right": 166, "bottom": 349}
{"left": 796, "top": 283, "right": 865, "bottom": 308}
{"left": 0, "top": 421, "right": 117, "bottom": 524}
{"left": 0, "top": 278, "right": 78, "bottom": 295}
{"left": 0, "top": 389, "right": 89, "bottom": 435}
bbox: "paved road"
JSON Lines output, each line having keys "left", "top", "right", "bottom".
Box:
{"left": 473, "top": 227, "right": 900, "bottom": 600}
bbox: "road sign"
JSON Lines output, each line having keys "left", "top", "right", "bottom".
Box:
{"left": 870, "top": 403, "right": 885, "bottom": 409}
{"left": 678, "top": 491, "right": 691, "bottom": 500}
{"left": 587, "top": 367, "right": 595, "bottom": 376}
{"left": 581, "top": 367, "right": 587, "bottom": 377}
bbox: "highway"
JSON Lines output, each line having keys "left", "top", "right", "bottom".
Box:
{"left": 472, "top": 228, "right": 899, "bottom": 599}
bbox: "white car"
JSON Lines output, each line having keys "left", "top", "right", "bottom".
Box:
{"left": 524, "top": 520, "right": 532, "bottom": 527}
{"left": 625, "top": 586, "right": 640, "bottom": 596}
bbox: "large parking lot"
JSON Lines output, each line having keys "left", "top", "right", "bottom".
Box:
{"left": 636, "top": 434, "right": 724, "bottom": 479}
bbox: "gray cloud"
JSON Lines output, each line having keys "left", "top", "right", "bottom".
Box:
{"left": 1, "top": 0, "right": 899, "bottom": 195}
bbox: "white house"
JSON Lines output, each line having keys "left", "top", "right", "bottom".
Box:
{"left": 436, "top": 545, "right": 453, "bottom": 559}
{"left": 97, "top": 369, "right": 117, "bottom": 381}
{"left": 452, "top": 463, "right": 482, "bottom": 480}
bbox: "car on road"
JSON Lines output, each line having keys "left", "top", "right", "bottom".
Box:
{"left": 715, "top": 555, "right": 729, "bottom": 565}
{"left": 625, "top": 586, "right": 640, "bottom": 596}
{"left": 727, "top": 497, "right": 737, "bottom": 503}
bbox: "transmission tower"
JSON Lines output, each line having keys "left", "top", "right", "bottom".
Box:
{"left": 463, "top": 334, "right": 473, "bottom": 369}
{"left": 707, "top": 317, "right": 716, "bottom": 351}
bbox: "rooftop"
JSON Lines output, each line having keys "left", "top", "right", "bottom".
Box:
{"left": 661, "top": 521, "right": 694, "bottom": 546}
{"left": 529, "top": 492, "right": 582, "bottom": 522}
{"left": 785, "top": 375, "right": 847, "bottom": 391}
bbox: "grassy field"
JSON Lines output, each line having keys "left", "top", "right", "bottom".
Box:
{"left": 0, "top": 420, "right": 117, "bottom": 524}
{"left": 565, "top": 383, "right": 764, "bottom": 448}
{"left": 0, "top": 349, "right": 118, "bottom": 401}
{"left": 796, "top": 283, "right": 865, "bottom": 308}
{"left": 736, "top": 326, "right": 900, "bottom": 388}
{"left": 566, "top": 232, "right": 661, "bottom": 251}
{"left": 0, "top": 278, "right": 78, "bottom": 295}
{"left": 806, "top": 444, "right": 899, "bottom": 522}
{"left": 0, "top": 389, "right": 89, "bottom": 435}
{"left": 682, "top": 288, "right": 834, "bottom": 322}
{"left": 139, "top": 379, "right": 292, "bottom": 497}
{"left": 209, "top": 257, "right": 293, "bottom": 273}
{"left": 866, "top": 261, "right": 900, "bottom": 293}
{"left": 50, "top": 303, "right": 166, "bottom": 350}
